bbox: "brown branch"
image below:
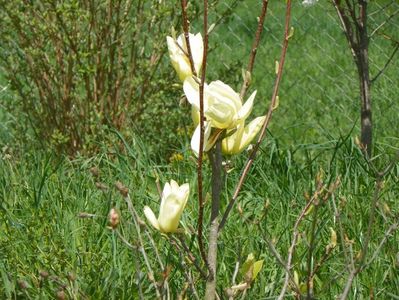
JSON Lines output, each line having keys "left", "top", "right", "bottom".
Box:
{"left": 219, "top": 0, "right": 292, "bottom": 232}
{"left": 181, "top": 0, "right": 197, "bottom": 77}
{"left": 174, "top": 235, "right": 208, "bottom": 280}
{"left": 180, "top": 0, "right": 208, "bottom": 267}
{"left": 239, "top": 0, "right": 269, "bottom": 99}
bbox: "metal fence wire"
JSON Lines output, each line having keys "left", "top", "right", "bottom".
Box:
{"left": 205, "top": 0, "right": 398, "bottom": 150}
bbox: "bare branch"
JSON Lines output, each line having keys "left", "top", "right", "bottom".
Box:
{"left": 371, "top": 43, "right": 399, "bottom": 83}
{"left": 219, "top": 0, "right": 293, "bottom": 232}
{"left": 239, "top": 0, "right": 269, "bottom": 99}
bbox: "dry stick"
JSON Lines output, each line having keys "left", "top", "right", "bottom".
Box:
{"left": 219, "top": 0, "right": 292, "bottom": 232}
{"left": 175, "top": 235, "right": 208, "bottom": 279}
{"left": 115, "top": 230, "right": 144, "bottom": 300}
{"left": 277, "top": 183, "right": 324, "bottom": 300}
{"left": 364, "top": 220, "right": 399, "bottom": 268}
{"left": 339, "top": 151, "right": 399, "bottom": 300}
{"left": 331, "top": 195, "right": 355, "bottom": 273}
{"left": 239, "top": 0, "right": 269, "bottom": 99}
{"left": 306, "top": 203, "right": 320, "bottom": 299}
{"left": 180, "top": 0, "right": 207, "bottom": 266}
{"left": 258, "top": 224, "right": 301, "bottom": 295}
{"left": 169, "top": 237, "right": 201, "bottom": 300}
{"left": 146, "top": 230, "right": 171, "bottom": 300}
{"left": 124, "top": 193, "right": 162, "bottom": 299}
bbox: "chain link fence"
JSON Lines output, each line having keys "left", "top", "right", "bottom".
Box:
{"left": 205, "top": 0, "right": 398, "bottom": 152}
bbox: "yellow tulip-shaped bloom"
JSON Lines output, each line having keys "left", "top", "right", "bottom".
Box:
{"left": 184, "top": 77, "right": 256, "bottom": 130}
{"left": 144, "top": 180, "right": 189, "bottom": 233}
{"left": 166, "top": 32, "right": 203, "bottom": 81}
{"left": 184, "top": 77, "right": 263, "bottom": 155}
{"left": 222, "top": 116, "right": 265, "bottom": 155}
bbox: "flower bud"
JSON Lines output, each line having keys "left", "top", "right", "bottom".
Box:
{"left": 108, "top": 208, "right": 120, "bottom": 229}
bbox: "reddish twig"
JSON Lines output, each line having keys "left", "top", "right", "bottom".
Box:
{"left": 198, "top": 0, "right": 209, "bottom": 268}
{"left": 181, "top": 0, "right": 197, "bottom": 77}
{"left": 180, "top": 0, "right": 208, "bottom": 267}
{"left": 240, "top": 0, "right": 269, "bottom": 99}
{"left": 219, "top": 0, "right": 292, "bottom": 232}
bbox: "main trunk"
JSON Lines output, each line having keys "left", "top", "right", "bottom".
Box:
{"left": 205, "top": 141, "right": 223, "bottom": 300}
{"left": 357, "top": 0, "right": 372, "bottom": 156}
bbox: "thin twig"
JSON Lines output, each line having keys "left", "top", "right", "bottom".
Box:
{"left": 370, "top": 43, "right": 399, "bottom": 83}
{"left": 231, "top": 261, "right": 240, "bottom": 286}
{"left": 197, "top": 0, "right": 210, "bottom": 269}
{"left": 331, "top": 195, "right": 354, "bottom": 272}
{"left": 180, "top": 0, "right": 197, "bottom": 77}
{"left": 174, "top": 235, "right": 208, "bottom": 279}
{"left": 277, "top": 183, "right": 324, "bottom": 300}
{"left": 339, "top": 151, "right": 399, "bottom": 299}
{"left": 364, "top": 220, "right": 399, "bottom": 268}
{"left": 180, "top": 0, "right": 208, "bottom": 267}
{"left": 115, "top": 230, "right": 144, "bottom": 299}
{"left": 124, "top": 193, "right": 162, "bottom": 299}
{"left": 306, "top": 203, "right": 320, "bottom": 299}
{"left": 258, "top": 224, "right": 301, "bottom": 295}
{"left": 369, "top": 8, "right": 399, "bottom": 37}
{"left": 239, "top": 0, "right": 269, "bottom": 99}
{"left": 219, "top": 0, "right": 292, "bottom": 232}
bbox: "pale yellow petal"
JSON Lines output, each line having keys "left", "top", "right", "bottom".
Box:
{"left": 191, "top": 122, "right": 212, "bottom": 156}
{"left": 143, "top": 206, "right": 160, "bottom": 231}
{"left": 208, "top": 80, "right": 241, "bottom": 111}
{"left": 222, "top": 116, "right": 265, "bottom": 155}
{"left": 237, "top": 90, "right": 256, "bottom": 121}
{"left": 183, "top": 77, "right": 201, "bottom": 109}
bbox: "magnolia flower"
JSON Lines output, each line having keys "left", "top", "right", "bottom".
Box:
{"left": 222, "top": 116, "right": 265, "bottom": 155}
{"left": 184, "top": 77, "right": 264, "bottom": 155}
{"left": 166, "top": 32, "right": 203, "bottom": 81}
{"left": 144, "top": 180, "right": 189, "bottom": 233}
{"left": 184, "top": 77, "right": 255, "bottom": 130}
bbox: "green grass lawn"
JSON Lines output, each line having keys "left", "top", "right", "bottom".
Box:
{"left": 1, "top": 135, "right": 399, "bottom": 299}
{"left": 1, "top": 1, "right": 399, "bottom": 299}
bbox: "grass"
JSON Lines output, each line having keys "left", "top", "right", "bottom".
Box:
{"left": 1, "top": 133, "right": 399, "bottom": 299}
{"left": 1, "top": 0, "right": 399, "bottom": 299}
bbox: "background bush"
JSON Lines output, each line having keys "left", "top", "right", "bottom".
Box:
{"left": 0, "top": 0, "right": 187, "bottom": 156}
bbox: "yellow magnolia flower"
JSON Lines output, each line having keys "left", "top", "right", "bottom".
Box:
{"left": 166, "top": 32, "right": 203, "bottom": 81}
{"left": 222, "top": 116, "right": 265, "bottom": 155}
{"left": 184, "top": 77, "right": 255, "bottom": 130}
{"left": 184, "top": 77, "right": 264, "bottom": 155}
{"left": 144, "top": 180, "right": 189, "bottom": 233}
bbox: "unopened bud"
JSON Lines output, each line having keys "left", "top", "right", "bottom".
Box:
{"left": 17, "top": 279, "right": 28, "bottom": 289}
{"left": 39, "top": 270, "right": 49, "bottom": 279}
{"left": 115, "top": 181, "right": 129, "bottom": 197}
{"left": 95, "top": 182, "right": 108, "bottom": 191}
{"left": 89, "top": 167, "right": 100, "bottom": 177}
{"left": 67, "top": 272, "right": 76, "bottom": 282}
{"left": 108, "top": 208, "right": 120, "bottom": 229}
{"left": 56, "top": 290, "right": 66, "bottom": 300}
